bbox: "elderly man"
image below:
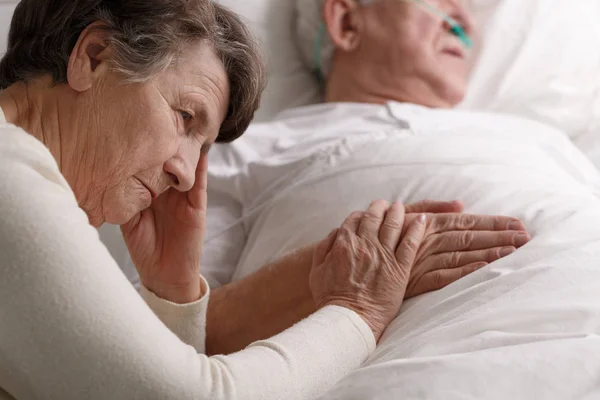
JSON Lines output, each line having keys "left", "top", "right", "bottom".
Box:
{"left": 202, "top": 1, "right": 600, "bottom": 398}
{"left": 203, "top": 0, "right": 533, "bottom": 351}
{"left": 297, "top": 0, "right": 474, "bottom": 107}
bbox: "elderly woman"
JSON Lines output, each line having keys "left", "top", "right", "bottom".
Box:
{"left": 0, "top": 0, "right": 528, "bottom": 399}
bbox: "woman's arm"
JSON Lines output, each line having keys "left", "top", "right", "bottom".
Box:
{"left": 207, "top": 205, "right": 529, "bottom": 355}
{"left": 0, "top": 150, "right": 373, "bottom": 400}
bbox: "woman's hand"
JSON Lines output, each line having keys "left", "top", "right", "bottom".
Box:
{"left": 121, "top": 154, "right": 209, "bottom": 304}
{"left": 401, "top": 212, "right": 530, "bottom": 298}
{"left": 309, "top": 200, "right": 426, "bottom": 341}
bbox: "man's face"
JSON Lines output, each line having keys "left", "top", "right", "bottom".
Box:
{"left": 349, "top": 0, "right": 475, "bottom": 107}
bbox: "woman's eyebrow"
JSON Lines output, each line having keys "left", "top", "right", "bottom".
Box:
{"left": 201, "top": 143, "right": 213, "bottom": 155}
{"left": 193, "top": 104, "right": 212, "bottom": 129}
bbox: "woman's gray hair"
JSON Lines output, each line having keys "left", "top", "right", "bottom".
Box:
{"left": 0, "top": 0, "right": 266, "bottom": 143}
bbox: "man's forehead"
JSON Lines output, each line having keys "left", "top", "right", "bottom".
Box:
{"left": 357, "top": 0, "right": 471, "bottom": 6}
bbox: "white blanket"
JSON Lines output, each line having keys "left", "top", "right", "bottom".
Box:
{"left": 210, "top": 103, "right": 600, "bottom": 399}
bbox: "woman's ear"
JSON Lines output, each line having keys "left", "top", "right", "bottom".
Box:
{"left": 67, "top": 22, "right": 112, "bottom": 92}
{"left": 323, "top": 0, "right": 363, "bottom": 52}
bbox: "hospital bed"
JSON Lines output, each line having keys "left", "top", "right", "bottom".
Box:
{"left": 197, "top": 0, "right": 600, "bottom": 398}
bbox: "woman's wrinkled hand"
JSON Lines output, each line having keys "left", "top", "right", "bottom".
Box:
{"left": 400, "top": 212, "right": 530, "bottom": 298}
{"left": 121, "top": 153, "right": 209, "bottom": 304}
{"left": 309, "top": 200, "right": 426, "bottom": 341}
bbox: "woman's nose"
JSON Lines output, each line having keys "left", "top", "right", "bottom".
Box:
{"left": 163, "top": 144, "right": 201, "bottom": 192}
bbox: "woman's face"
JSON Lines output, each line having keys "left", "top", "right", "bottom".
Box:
{"left": 76, "top": 41, "right": 230, "bottom": 225}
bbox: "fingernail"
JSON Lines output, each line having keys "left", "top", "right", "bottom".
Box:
{"left": 418, "top": 214, "right": 426, "bottom": 224}
{"left": 499, "top": 247, "right": 515, "bottom": 257}
{"left": 514, "top": 234, "right": 531, "bottom": 247}
{"left": 509, "top": 221, "right": 524, "bottom": 231}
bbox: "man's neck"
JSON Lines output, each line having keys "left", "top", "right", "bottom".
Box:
{"left": 324, "top": 63, "right": 390, "bottom": 105}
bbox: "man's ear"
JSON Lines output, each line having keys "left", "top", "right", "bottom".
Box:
{"left": 67, "top": 22, "right": 112, "bottom": 92}
{"left": 323, "top": 0, "right": 363, "bottom": 52}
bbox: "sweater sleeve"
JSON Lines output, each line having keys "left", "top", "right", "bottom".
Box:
{"left": 0, "top": 125, "right": 376, "bottom": 400}
{"left": 140, "top": 277, "right": 211, "bottom": 354}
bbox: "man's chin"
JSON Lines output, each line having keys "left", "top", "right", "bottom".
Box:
{"left": 442, "top": 82, "right": 467, "bottom": 108}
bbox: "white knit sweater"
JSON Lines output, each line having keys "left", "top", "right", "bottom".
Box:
{"left": 0, "top": 109, "right": 375, "bottom": 400}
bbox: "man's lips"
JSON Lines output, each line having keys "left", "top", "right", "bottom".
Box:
{"left": 442, "top": 46, "right": 465, "bottom": 59}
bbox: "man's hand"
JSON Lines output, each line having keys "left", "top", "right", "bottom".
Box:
{"left": 401, "top": 213, "right": 529, "bottom": 298}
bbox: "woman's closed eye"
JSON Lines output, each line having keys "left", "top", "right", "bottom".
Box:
{"left": 180, "top": 110, "right": 193, "bottom": 122}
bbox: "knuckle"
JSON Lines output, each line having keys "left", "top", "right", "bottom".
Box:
{"left": 404, "top": 238, "right": 420, "bottom": 254}
{"left": 459, "top": 231, "right": 474, "bottom": 248}
{"left": 433, "top": 272, "right": 446, "bottom": 290}
{"left": 363, "top": 211, "right": 380, "bottom": 221}
{"left": 487, "top": 248, "right": 500, "bottom": 261}
{"left": 382, "top": 219, "right": 403, "bottom": 231}
{"left": 459, "top": 215, "right": 477, "bottom": 230}
{"left": 493, "top": 217, "right": 504, "bottom": 231}
{"left": 331, "top": 243, "right": 347, "bottom": 259}
{"left": 428, "top": 215, "right": 443, "bottom": 230}
{"left": 449, "top": 251, "right": 461, "bottom": 267}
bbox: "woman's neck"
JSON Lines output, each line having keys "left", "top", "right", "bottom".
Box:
{"left": 0, "top": 79, "right": 65, "bottom": 171}
{"left": 0, "top": 79, "right": 103, "bottom": 226}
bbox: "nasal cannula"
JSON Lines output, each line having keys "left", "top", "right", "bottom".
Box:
{"left": 408, "top": 0, "right": 472, "bottom": 49}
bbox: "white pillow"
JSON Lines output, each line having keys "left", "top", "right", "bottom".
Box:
{"left": 218, "top": 0, "right": 600, "bottom": 138}
{"left": 460, "top": 0, "right": 600, "bottom": 139}
{"left": 215, "top": 0, "right": 321, "bottom": 122}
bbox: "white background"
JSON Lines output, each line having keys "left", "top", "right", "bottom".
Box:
{"left": 0, "top": 2, "right": 16, "bottom": 55}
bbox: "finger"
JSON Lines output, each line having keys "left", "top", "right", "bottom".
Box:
{"left": 426, "top": 246, "right": 516, "bottom": 271}
{"left": 427, "top": 214, "right": 527, "bottom": 234}
{"left": 379, "top": 202, "right": 406, "bottom": 251}
{"left": 395, "top": 214, "right": 427, "bottom": 276}
{"left": 421, "top": 230, "right": 530, "bottom": 258}
{"left": 341, "top": 211, "right": 364, "bottom": 234}
{"left": 188, "top": 152, "right": 209, "bottom": 210}
{"left": 409, "top": 262, "right": 487, "bottom": 297}
{"left": 405, "top": 200, "right": 464, "bottom": 214}
{"left": 357, "top": 200, "right": 390, "bottom": 239}
{"left": 313, "top": 229, "right": 340, "bottom": 266}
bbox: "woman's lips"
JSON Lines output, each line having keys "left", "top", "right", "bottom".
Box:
{"left": 138, "top": 179, "right": 157, "bottom": 200}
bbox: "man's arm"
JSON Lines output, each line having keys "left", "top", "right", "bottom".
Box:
{"left": 206, "top": 244, "right": 316, "bottom": 355}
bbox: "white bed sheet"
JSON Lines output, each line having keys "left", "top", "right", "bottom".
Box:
{"left": 212, "top": 104, "right": 600, "bottom": 399}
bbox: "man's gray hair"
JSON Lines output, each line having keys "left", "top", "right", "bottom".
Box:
{"left": 296, "top": 0, "right": 371, "bottom": 81}
{"left": 296, "top": 0, "right": 333, "bottom": 80}
{"left": 0, "top": 0, "right": 266, "bottom": 143}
